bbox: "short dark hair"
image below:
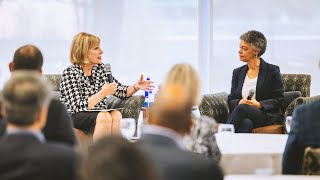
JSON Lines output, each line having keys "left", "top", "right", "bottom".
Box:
{"left": 81, "top": 136, "right": 158, "bottom": 180}
{"left": 12, "top": 45, "right": 43, "bottom": 70}
{"left": 240, "top": 30, "right": 267, "bottom": 57}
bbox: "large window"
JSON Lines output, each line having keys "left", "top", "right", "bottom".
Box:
{"left": 0, "top": 0, "right": 318, "bottom": 96}
{"left": 0, "top": 0, "right": 86, "bottom": 87}
{"left": 0, "top": 0, "right": 198, "bottom": 93}
{"left": 211, "top": 0, "right": 320, "bottom": 95}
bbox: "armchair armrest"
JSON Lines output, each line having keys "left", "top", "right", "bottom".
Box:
{"left": 199, "top": 92, "right": 229, "bottom": 123}
{"left": 282, "top": 91, "right": 302, "bottom": 113}
{"left": 105, "top": 95, "right": 145, "bottom": 121}
{"left": 283, "top": 95, "right": 320, "bottom": 134}
{"left": 284, "top": 95, "right": 320, "bottom": 118}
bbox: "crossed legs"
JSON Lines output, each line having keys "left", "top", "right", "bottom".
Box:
{"left": 93, "top": 110, "right": 122, "bottom": 142}
{"left": 226, "top": 104, "right": 267, "bottom": 133}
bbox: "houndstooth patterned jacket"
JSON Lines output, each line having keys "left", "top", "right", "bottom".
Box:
{"left": 60, "top": 63, "right": 128, "bottom": 114}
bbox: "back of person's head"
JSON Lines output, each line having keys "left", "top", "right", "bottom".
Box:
{"left": 70, "top": 32, "right": 100, "bottom": 65}
{"left": 149, "top": 84, "right": 194, "bottom": 136}
{"left": 10, "top": 45, "right": 43, "bottom": 71}
{"left": 163, "top": 63, "right": 201, "bottom": 106}
{"left": 81, "top": 135, "right": 158, "bottom": 180}
{"left": 1, "top": 71, "right": 51, "bottom": 127}
{"left": 240, "top": 30, "right": 267, "bottom": 57}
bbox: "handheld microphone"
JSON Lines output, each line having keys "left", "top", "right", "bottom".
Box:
{"left": 247, "top": 89, "right": 255, "bottom": 100}
{"left": 105, "top": 63, "right": 113, "bottom": 83}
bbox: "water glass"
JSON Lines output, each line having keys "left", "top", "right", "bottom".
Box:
{"left": 218, "top": 124, "right": 235, "bottom": 133}
{"left": 120, "top": 118, "right": 136, "bottom": 140}
{"left": 191, "top": 106, "right": 201, "bottom": 118}
{"left": 286, "top": 116, "right": 292, "bottom": 133}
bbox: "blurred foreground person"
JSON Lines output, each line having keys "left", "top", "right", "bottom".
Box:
{"left": 162, "top": 63, "right": 221, "bottom": 162}
{"left": 138, "top": 84, "right": 224, "bottom": 180}
{"left": 282, "top": 60, "right": 320, "bottom": 174}
{"left": 0, "top": 71, "right": 77, "bottom": 180}
{"left": 0, "top": 44, "right": 76, "bottom": 146}
{"left": 81, "top": 135, "right": 158, "bottom": 180}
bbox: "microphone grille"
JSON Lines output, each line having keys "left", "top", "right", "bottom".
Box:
{"left": 249, "top": 89, "right": 255, "bottom": 95}
{"left": 105, "top": 63, "right": 111, "bottom": 72}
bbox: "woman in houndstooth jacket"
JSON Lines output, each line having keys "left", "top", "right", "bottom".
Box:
{"left": 60, "top": 32, "right": 152, "bottom": 142}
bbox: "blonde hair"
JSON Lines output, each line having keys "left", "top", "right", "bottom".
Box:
{"left": 70, "top": 32, "right": 100, "bottom": 65}
{"left": 163, "top": 63, "right": 201, "bottom": 106}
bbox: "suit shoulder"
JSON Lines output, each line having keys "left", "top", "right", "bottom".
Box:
{"left": 233, "top": 65, "right": 246, "bottom": 74}
{"left": 265, "top": 61, "right": 280, "bottom": 72}
{"left": 296, "top": 101, "right": 320, "bottom": 113}
{"left": 184, "top": 151, "right": 224, "bottom": 177}
{"left": 38, "top": 142, "right": 74, "bottom": 153}
{"left": 49, "top": 99, "right": 67, "bottom": 111}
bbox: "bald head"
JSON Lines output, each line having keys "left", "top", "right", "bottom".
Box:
{"left": 10, "top": 45, "right": 43, "bottom": 72}
{"left": 148, "top": 84, "right": 194, "bottom": 136}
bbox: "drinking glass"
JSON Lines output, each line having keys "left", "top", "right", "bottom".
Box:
{"left": 191, "top": 106, "right": 201, "bottom": 118}
{"left": 120, "top": 118, "right": 136, "bottom": 140}
{"left": 218, "top": 124, "right": 235, "bottom": 133}
{"left": 286, "top": 116, "right": 292, "bottom": 133}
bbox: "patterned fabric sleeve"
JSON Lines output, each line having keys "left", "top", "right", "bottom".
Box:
{"left": 112, "top": 76, "right": 129, "bottom": 100}
{"left": 99, "top": 63, "right": 128, "bottom": 100}
{"left": 183, "top": 116, "right": 222, "bottom": 163}
{"left": 60, "top": 67, "right": 88, "bottom": 114}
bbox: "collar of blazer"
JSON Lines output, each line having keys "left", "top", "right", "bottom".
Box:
{"left": 239, "top": 58, "right": 269, "bottom": 100}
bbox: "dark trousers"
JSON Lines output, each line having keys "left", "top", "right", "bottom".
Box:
{"left": 226, "top": 104, "right": 267, "bottom": 133}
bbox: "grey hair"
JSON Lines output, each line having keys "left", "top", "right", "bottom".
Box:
{"left": 1, "top": 71, "right": 52, "bottom": 126}
{"left": 240, "top": 30, "right": 267, "bottom": 57}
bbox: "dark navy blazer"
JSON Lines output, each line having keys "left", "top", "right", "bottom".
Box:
{"left": 228, "top": 59, "right": 284, "bottom": 124}
{"left": 282, "top": 101, "right": 320, "bottom": 174}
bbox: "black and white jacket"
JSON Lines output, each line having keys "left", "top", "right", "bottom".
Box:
{"left": 60, "top": 63, "right": 128, "bottom": 115}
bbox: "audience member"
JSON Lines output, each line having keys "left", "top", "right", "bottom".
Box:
{"left": 162, "top": 63, "right": 221, "bottom": 162}
{"left": 81, "top": 135, "right": 158, "bottom": 180}
{"left": 226, "top": 30, "right": 284, "bottom": 133}
{"left": 0, "top": 45, "right": 77, "bottom": 146}
{"left": 0, "top": 71, "right": 77, "bottom": 180}
{"left": 0, "top": 97, "right": 4, "bottom": 135}
{"left": 282, "top": 60, "right": 320, "bottom": 174}
{"left": 138, "top": 84, "right": 224, "bottom": 180}
{"left": 60, "top": 32, "right": 153, "bottom": 141}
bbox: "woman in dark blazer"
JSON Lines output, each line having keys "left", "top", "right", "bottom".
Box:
{"left": 226, "top": 30, "right": 284, "bottom": 133}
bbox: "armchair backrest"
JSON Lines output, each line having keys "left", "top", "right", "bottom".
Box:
{"left": 281, "top": 74, "right": 311, "bottom": 97}
{"left": 199, "top": 92, "right": 229, "bottom": 123}
{"left": 43, "top": 74, "right": 61, "bottom": 91}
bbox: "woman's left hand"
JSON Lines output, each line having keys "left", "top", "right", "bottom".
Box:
{"left": 242, "top": 98, "right": 262, "bottom": 109}
{"left": 134, "top": 74, "right": 154, "bottom": 91}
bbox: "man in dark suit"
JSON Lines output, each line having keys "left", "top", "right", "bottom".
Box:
{"left": 0, "top": 44, "right": 76, "bottom": 146}
{"left": 138, "top": 84, "right": 224, "bottom": 180}
{"left": 282, "top": 98, "right": 320, "bottom": 174}
{"left": 0, "top": 71, "right": 77, "bottom": 180}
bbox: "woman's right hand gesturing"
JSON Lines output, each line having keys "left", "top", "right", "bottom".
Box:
{"left": 102, "top": 82, "right": 117, "bottom": 96}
